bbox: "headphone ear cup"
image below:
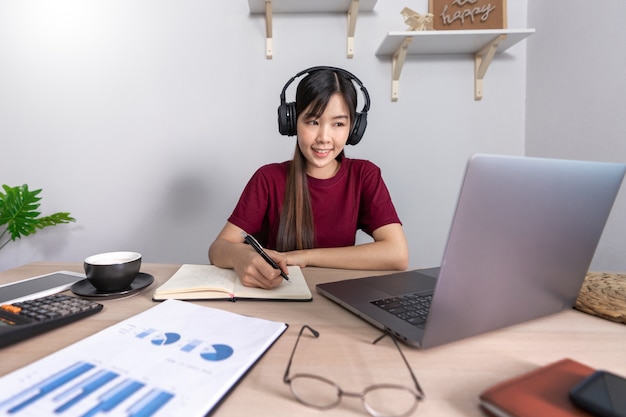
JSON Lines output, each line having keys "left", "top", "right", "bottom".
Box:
{"left": 277, "top": 102, "right": 297, "bottom": 136}
{"left": 347, "top": 112, "right": 367, "bottom": 145}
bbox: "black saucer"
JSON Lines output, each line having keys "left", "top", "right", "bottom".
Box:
{"left": 71, "top": 272, "right": 154, "bottom": 299}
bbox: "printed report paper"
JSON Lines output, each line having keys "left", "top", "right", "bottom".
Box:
{"left": 0, "top": 299, "right": 287, "bottom": 417}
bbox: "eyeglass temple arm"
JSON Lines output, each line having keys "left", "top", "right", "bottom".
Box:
{"left": 283, "top": 325, "right": 320, "bottom": 383}
{"left": 373, "top": 333, "right": 426, "bottom": 400}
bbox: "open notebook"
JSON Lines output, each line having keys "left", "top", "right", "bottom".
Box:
{"left": 153, "top": 264, "right": 312, "bottom": 301}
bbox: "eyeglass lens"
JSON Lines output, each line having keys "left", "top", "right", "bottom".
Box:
{"left": 362, "top": 384, "right": 419, "bottom": 417}
{"left": 290, "top": 374, "right": 418, "bottom": 417}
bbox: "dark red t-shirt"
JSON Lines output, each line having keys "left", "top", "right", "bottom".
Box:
{"left": 228, "top": 158, "right": 401, "bottom": 250}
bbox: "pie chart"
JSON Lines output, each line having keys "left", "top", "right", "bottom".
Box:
{"left": 200, "top": 344, "right": 233, "bottom": 361}
{"left": 151, "top": 332, "right": 181, "bottom": 346}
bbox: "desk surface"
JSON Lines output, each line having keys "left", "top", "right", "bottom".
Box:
{"left": 1, "top": 263, "right": 625, "bottom": 417}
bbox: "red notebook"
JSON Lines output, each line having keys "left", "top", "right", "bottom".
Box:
{"left": 479, "top": 358, "right": 595, "bottom": 417}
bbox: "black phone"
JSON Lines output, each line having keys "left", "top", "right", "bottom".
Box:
{"left": 569, "top": 370, "right": 626, "bottom": 417}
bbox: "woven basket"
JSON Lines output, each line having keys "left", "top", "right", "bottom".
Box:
{"left": 575, "top": 272, "right": 626, "bottom": 324}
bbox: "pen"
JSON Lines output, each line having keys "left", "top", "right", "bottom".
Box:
{"left": 241, "top": 232, "right": 290, "bottom": 281}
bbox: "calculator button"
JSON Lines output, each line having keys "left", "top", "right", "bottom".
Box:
{"left": 1, "top": 305, "right": 22, "bottom": 314}
{"left": 0, "top": 294, "right": 103, "bottom": 348}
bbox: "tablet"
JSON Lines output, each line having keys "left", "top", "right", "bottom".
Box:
{"left": 0, "top": 271, "right": 86, "bottom": 304}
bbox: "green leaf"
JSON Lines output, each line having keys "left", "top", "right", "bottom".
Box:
{"left": 0, "top": 184, "right": 75, "bottom": 243}
{"left": 35, "top": 212, "right": 76, "bottom": 229}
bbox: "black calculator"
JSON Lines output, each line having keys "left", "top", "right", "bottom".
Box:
{"left": 0, "top": 293, "right": 103, "bottom": 348}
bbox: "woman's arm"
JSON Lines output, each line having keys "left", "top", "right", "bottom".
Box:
{"left": 284, "top": 223, "right": 409, "bottom": 271}
{"left": 208, "top": 222, "right": 288, "bottom": 289}
{"left": 210, "top": 221, "right": 408, "bottom": 287}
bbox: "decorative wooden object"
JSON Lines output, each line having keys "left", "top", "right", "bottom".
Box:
{"left": 401, "top": 7, "right": 434, "bottom": 31}
{"left": 576, "top": 272, "right": 626, "bottom": 324}
{"left": 429, "top": 0, "right": 507, "bottom": 31}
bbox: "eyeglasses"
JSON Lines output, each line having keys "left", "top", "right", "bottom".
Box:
{"left": 283, "top": 325, "right": 425, "bottom": 417}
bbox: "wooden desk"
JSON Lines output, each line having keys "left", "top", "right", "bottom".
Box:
{"left": 1, "top": 263, "right": 625, "bottom": 416}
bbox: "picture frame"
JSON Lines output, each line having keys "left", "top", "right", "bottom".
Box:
{"left": 428, "top": 0, "right": 507, "bottom": 30}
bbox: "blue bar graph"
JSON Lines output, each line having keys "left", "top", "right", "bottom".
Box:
{"left": 81, "top": 379, "right": 145, "bottom": 417}
{"left": 0, "top": 362, "right": 175, "bottom": 417}
{"left": 0, "top": 361, "right": 95, "bottom": 414}
{"left": 53, "top": 369, "right": 119, "bottom": 412}
{"left": 127, "top": 389, "right": 175, "bottom": 417}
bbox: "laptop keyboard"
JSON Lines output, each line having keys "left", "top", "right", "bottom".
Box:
{"left": 371, "top": 293, "right": 433, "bottom": 326}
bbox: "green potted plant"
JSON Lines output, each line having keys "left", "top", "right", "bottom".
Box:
{"left": 0, "top": 184, "right": 75, "bottom": 251}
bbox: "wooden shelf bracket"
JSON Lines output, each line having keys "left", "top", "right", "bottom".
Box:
{"left": 347, "top": 0, "right": 360, "bottom": 58}
{"left": 376, "top": 29, "right": 533, "bottom": 101}
{"left": 391, "top": 36, "right": 413, "bottom": 102}
{"left": 264, "top": 0, "right": 273, "bottom": 59}
{"left": 474, "top": 34, "right": 507, "bottom": 100}
{"left": 250, "top": 0, "right": 377, "bottom": 59}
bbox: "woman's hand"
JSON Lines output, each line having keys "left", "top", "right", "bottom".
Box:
{"left": 208, "top": 222, "right": 288, "bottom": 289}
{"left": 234, "top": 247, "right": 288, "bottom": 289}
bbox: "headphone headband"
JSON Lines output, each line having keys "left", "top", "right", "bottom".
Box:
{"left": 277, "top": 66, "right": 370, "bottom": 145}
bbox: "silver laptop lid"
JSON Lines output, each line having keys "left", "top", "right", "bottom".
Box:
{"left": 420, "top": 154, "right": 626, "bottom": 348}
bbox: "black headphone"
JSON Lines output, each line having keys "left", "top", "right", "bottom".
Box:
{"left": 277, "top": 66, "right": 370, "bottom": 146}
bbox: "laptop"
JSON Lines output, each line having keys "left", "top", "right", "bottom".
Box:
{"left": 316, "top": 154, "right": 626, "bottom": 348}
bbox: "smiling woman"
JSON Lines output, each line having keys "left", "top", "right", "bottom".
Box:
{"left": 208, "top": 66, "right": 409, "bottom": 290}
{"left": 296, "top": 93, "right": 351, "bottom": 179}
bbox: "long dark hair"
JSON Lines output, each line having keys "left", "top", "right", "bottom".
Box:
{"left": 276, "top": 68, "right": 358, "bottom": 251}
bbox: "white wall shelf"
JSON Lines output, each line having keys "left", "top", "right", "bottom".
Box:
{"left": 375, "top": 29, "right": 535, "bottom": 101}
{"left": 248, "top": 0, "right": 377, "bottom": 59}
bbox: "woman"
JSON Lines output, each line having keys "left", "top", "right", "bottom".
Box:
{"left": 209, "top": 67, "right": 408, "bottom": 289}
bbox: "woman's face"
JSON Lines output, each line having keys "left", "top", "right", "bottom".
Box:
{"left": 296, "top": 93, "right": 351, "bottom": 179}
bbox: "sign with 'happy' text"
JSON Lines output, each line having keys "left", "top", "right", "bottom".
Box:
{"left": 429, "top": 0, "right": 507, "bottom": 30}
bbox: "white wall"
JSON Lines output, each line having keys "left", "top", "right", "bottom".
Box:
{"left": 0, "top": 0, "right": 529, "bottom": 271}
{"left": 526, "top": 0, "right": 626, "bottom": 272}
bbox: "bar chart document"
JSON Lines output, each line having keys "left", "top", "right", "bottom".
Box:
{"left": 0, "top": 299, "right": 287, "bottom": 417}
